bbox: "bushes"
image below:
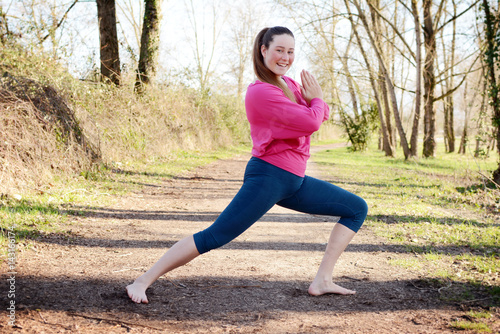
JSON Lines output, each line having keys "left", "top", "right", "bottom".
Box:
{"left": 338, "top": 100, "right": 379, "bottom": 151}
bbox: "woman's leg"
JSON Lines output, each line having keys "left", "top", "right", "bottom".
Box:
{"left": 308, "top": 223, "right": 356, "bottom": 295}
{"left": 126, "top": 235, "right": 199, "bottom": 304}
{"left": 127, "top": 157, "right": 303, "bottom": 303}
{"left": 277, "top": 176, "right": 368, "bottom": 295}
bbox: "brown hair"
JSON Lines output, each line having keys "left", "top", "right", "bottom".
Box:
{"left": 252, "top": 27, "right": 296, "bottom": 102}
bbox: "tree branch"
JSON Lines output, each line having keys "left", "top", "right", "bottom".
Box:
{"left": 365, "top": 0, "right": 416, "bottom": 61}
{"left": 434, "top": 53, "right": 481, "bottom": 101}
{"left": 437, "top": 0, "right": 481, "bottom": 32}
{"left": 40, "top": 0, "right": 79, "bottom": 43}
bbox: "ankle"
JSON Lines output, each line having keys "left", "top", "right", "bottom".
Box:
{"left": 312, "top": 274, "right": 331, "bottom": 284}
{"left": 133, "top": 275, "right": 152, "bottom": 288}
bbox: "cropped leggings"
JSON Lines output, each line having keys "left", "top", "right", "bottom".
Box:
{"left": 193, "top": 157, "right": 368, "bottom": 254}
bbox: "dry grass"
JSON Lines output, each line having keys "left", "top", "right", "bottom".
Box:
{"left": 74, "top": 77, "right": 248, "bottom": 163}
{"left": 0, "top": 75, "right": 97, "bottom": 192}
{"left": 0, "top": 43, "right": 250, "bottom": 196}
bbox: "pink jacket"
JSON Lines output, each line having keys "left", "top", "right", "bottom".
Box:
{"left": 245, "top": 76, "right": 330, "bottom": 177}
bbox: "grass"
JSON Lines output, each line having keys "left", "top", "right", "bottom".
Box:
{"left": 312, "top": 143, "right": 499, "bottom": 306}
{"left": 450, "top": 320, "right": 492, "bottom": 333}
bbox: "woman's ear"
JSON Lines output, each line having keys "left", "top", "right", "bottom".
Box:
{"left": 261, "top": 45, "right": 267, "bottom": 59}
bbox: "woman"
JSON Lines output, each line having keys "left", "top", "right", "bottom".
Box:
{"left": 126, "top": 26, "right": 368, "bottom": 304}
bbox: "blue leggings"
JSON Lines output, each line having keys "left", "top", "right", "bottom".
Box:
{"left": 193, "top": 157, "right": 368, "bottom": 254}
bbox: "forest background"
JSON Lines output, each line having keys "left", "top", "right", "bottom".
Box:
{"left": 1, "top": 0, "right": 499, "bottom": 189}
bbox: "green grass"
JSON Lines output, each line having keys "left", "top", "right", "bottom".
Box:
{"left": 450, "top": 320, "right": 492, "bottom": 333}
{"left": 467, "top": 310, "right": 493, "bottom": 319}
{"left": 312, "top": 143, "right": 499, "bottom": 305}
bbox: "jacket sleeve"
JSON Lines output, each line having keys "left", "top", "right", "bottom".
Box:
{"left": 246, "top": 82, "right": 329, "bottom": 140}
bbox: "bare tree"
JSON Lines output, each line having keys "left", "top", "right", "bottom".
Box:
{"left": 352, "top": 0, "right": 411, "bottom": 159}
{"left": 421, "top": 0, "right": 481, "bottom": 157}
{"left": 457, "top": 82, "right": 469, "bottom": 154}
{"left": 421, "top": 0, "right": 440, "bottom": 157}
{"left": 135, "top": 0, "right": 163, "bottom": 93}
{"left": 185, "top": 0, "right": 227, "bottom": 94}
{"left": 370, "top": 0, "right": 396, "bottom": 149}
{"left": 409, "top": 0, "right": 422, "bottom": 157}
{"left": 96, "top": 0, "right": 120, "bottom": 85}
{"left": 10, "top": 0, "right": 78, "bottom": 57}
{"left": 344, "top": 0, "right": 394, "bottom": 156}
{"left": 117, "top": 0, "right": 144, "bottom": 50}
{"left": 440, "top": 0, "right": 457, "bottom": 153}
{"left": 475, "top": 68, "right": 493, "bottom": 157}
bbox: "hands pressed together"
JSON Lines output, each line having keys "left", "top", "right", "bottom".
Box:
{"left": 300, "top": 70, "right": 323, "bottom": 104}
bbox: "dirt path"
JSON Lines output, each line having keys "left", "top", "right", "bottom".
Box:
{"left": 1, "top": 145, "right": 494, "bottom": 333}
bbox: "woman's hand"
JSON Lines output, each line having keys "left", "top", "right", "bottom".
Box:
{"left": 300, "top": 70, "right": 323, "bottom": 104}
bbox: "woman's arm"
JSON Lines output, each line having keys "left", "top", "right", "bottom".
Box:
{"left": 246, "top": 81, "right": 329, "bottom": 139}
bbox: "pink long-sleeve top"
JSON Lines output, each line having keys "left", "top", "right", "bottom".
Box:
{"left": 245, "top": 76, "right": 330, "bottom": 177}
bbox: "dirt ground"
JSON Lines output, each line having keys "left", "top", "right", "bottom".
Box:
{"left": 1, "top": 145, "right": 499, "bottom": 333}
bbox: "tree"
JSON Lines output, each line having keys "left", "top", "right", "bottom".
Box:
{"left": 185, "top": 0, "right": 227, "bottom": 94}
{"left": 7, "top": 0, "right": 78, "bottom": 57}
{"left": 96, "top": 0, "right": 120, "bottom": 85}
{"left": 0, "top": 3, "right": 9, "bottom": 44}
{"left": 344, "top": 0, "right": 394, "bottom": 156}
{"left": 481, "top": 0, "right": 500, "bottom": 183}
{"left": 409, "top": 0, "right": 422, "bottom": 157}
{"left": 352, "top": 0, "right": 411, "bottom": 159}
{"left": 135, "top": 0, "right": 163, "bottom": 93}
{"left": 370, "top": 0, "right": 396, "bottom": 150}
{"left": 440, "top": 0, "right": 457, "bottom": 153}
{"left": 421, "top": 0, "right": 480, "bottom": 157}
{"left": 422, "top": 0, "right": 439, "bottom": 158}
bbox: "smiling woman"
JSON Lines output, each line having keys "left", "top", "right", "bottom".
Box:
{"left": 261, "top": 34, "right": 295, "bottom": 77}
{"left": 252, "top": 26, "right": 297, "bottom": 103}
{"left": 126, "top": 26, "right": 368, "bottom": 304}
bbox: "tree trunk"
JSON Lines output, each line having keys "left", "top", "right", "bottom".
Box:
{"left": 370, "top": 0, "right": 395, "bottom": 148}
{"left": 458, "top": 124, "right": 467, "bottom": 154}
{"left": 409, "top": 0, "right": 422, "bottom": 158}
{"left": 458, "top": 82, "right": 470, "bottom": 154}
{"left": 444, "top": 0, "right": 457, "bottom": 153}
{"left": 135, "top": 0, "right": 162, "bottom": 93}
{"left": 482, "top": 0, "right": 500, "bottom": 183}
{"left": 96, "top": 0, "right": 120, "bottom": 85}
{"left": 422, "top": 0, "right": 437, "bottom": 157}
{"left": 474, "top": 73, "right": 488, "bottom": 157}
{"left": 378, "top": 70, "right": 394, "bottom": 147}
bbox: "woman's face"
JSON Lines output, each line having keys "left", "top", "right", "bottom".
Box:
{"left": 261, "top": 34, "right": 295, "bottom": 78}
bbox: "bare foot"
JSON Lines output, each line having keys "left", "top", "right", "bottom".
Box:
{"left": 308, "top": 279, "right": 356, "bottom": 296}
{"left": 126, "top": 281, "right": 149, "bottom": 304}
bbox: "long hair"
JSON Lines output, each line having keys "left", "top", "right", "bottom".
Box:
{"left": 252, "top": 26, "right": 296, "bottom": 103}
